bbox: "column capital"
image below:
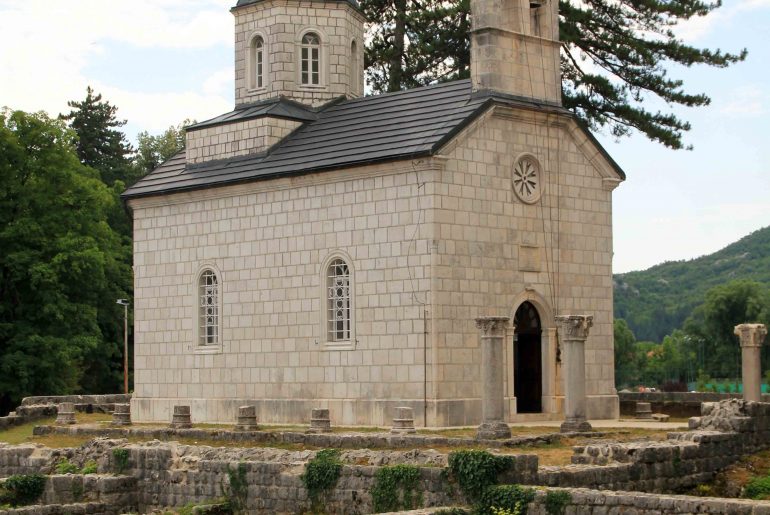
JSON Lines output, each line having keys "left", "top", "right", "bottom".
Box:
{"left": 734, "top": 324, "right": 768, "bottom": 348}
{"left": 555, "top": 315, "right": 594, "bottom": 341}
{"left": 475, "top": 316, "right": 510, "bottom": 337}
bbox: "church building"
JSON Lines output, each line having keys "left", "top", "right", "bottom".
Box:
{"left": 123, "top": 0, "right": 625, "bottom": 426}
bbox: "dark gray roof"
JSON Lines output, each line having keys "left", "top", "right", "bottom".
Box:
{"left": 233, "top": 0, "right": 361, "bottom": 12}
{"left": 123, "top": 80, "right": 625, "bottom": 199}
{"left": 188, "top": 97, "right": 318, "bottom": 131}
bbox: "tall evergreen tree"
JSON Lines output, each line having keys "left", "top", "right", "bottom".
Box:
{"left": 361, "top": 0, "right": 746, "bottom": 149}
{"left": 60, "top": 87, "right": 134, "bottom": 186}
{"left": 0, "top": 110, "right": 132, "bottom": 414}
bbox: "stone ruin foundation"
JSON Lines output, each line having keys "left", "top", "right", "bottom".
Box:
{"left": 3, "top": 399, "right": 770, "bottom": 513}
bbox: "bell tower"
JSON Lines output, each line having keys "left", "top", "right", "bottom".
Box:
{"left": 470, "top": 0, "right": 561, "bottom": 104}
{"left": 231, "top": 0, "right": 366, "bottom": 107}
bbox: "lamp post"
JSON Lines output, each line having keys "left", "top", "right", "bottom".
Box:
{"left": 116, "top": 299, "right": 129, "bottom": 394}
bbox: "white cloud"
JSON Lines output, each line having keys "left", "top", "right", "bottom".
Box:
{"left": 203, "top": 68, "right": 235, "bottom": 97}
{"left": 0, "top": 0, "right": 233, "bottom": 130}
{"left": 675, "top": 0, "right": 770, "bottom": 41}
{"left": 719, "top": 85, "right": 766, "bottom": 117}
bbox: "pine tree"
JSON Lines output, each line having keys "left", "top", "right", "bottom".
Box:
{"left": 60, "top": 87, "right": 134, "bottom": 185}
{"left": 361, "top": 0, "right": 746, "bottom": 149}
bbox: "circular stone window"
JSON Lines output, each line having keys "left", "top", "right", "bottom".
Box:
{"left": 512, "top": 154, "right": 543, "bottom": 204}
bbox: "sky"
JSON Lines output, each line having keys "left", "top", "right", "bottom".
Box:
{"left": 0, "top": 0, "right": 768, "bottom": 274}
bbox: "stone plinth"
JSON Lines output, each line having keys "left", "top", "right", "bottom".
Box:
{"left": 170, "top": 405, "right": 192, "bottom": 429}
{"left": 735, "top": 324, "right": 768, "bottom": 402}
{"left": 235, "top": 405, "right": 259, "bottom": 431}
{"left": 557, "top": 315, "right": 594, "bottom": 433}
{"left": 55, "top": 403, "right": 76, "bottom": 425}
{"left": 391, "top": 407, "right": 417, "bottom": 434}
{"left": 111, "top": 404, "right": 132, "bottom": 426}
{"left": 475, "top": 316, "right": 512, "bottom": 440}
{"left": 635, "top": 402, "right": 653, "bottom": 420}
{"left": 308, "top": 408, "right": 331, "bottom": 433}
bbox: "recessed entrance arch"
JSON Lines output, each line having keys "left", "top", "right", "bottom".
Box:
{"left": 514, "top": 301, "right": 542, "bottom": 413}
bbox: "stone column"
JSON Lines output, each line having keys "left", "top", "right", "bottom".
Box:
{"left": 556, "top": 315, "right": 593, "bottom": 433}
{"left": 111, "top": 404, "right": 132, "bottom": 426}
{"left": 308, "top": 408, "right": 332, "bottom": 433}
{"left": 55, "top": 403, "right": 76, "bottom": 425}
{"left": 476, "top": 316, "right": 512, "bottom": 440}
{"left": 170, "top": 405, "right": 192, "bottom": 429}
{"left": 735, "top": 324, "right": 768, "bottom": 402}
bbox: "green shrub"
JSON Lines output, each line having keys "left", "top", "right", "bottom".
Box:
{"left": 476, "top": 485, "right": 534, "bottom": 515}
{"left": 543, "top": 490, "right": 571, "bottom": 515}
{"left": 112, "top": 448, "right": 130, "bottom": 474}
{"left": 434, "top": 509, "right": 470, "bottom": 515}
{"left": 447, "top": 450, "right": 513, "bottom": 503}
{"left": 55, "top": 457, "right": 79, "bottom": 474}
{"left": 301, "top": 449, "right": 342, "bottom": 511}
{"left": 371, "top": 464, "right": 422, "bottom": 513}
{"left": 0, "top": 474, "right": 46, "bottom": 506}
{"left": 744, "top": 476, "right": 770, "bottom": 500}
{"left": 81, "top": 460, "right": 98, "bottom": 475}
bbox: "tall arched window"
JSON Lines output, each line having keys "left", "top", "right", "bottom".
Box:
{"left": 300, "top": 32, "right": 321, "bottom": 86}
{"left": 249, "top": 35, "right": 265, "bottom": 89}
{"left": 327, "top": 259, "right": 351, "bottom": 342}
{"left": 198, "top": 269, "right": 219, "bottom": 346}
{"left": 350, "top": 40, "right": 358, "bottom": 93}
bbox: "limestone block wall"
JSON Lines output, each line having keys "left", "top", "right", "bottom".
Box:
{"left": 186, "top": 117, "right": 302, "bottom": 164}
{"left": 432, "top": 107, "right": 620, "bottom": 423}
{"left": 233, "top": 1, "right": 366, "bottom": 106}
{"left": 128, "top": 160, "right": 436, "bottom": 426}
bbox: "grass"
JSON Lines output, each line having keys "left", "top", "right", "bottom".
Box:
{"left": 0, "top": 413, "right": 112, "bottom": 447}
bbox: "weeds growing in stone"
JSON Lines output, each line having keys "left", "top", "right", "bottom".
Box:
{"left": 112, "top": 448, "right": 130, "bottom": 474}
{"left": 543, "top": 490, "right": 571, "bottom": 515}
{"left": 223, "top": 462, "right": 248, "bottom": 514}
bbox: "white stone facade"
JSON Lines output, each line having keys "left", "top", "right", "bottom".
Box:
{"left": 186, "top": 117, "right": 302, "bottom": 164}
{"left": 128, "top": 104, "right": 621, "bottom": 426}
{"left": 233, "top": 0, "right": 366, "bottom": 107}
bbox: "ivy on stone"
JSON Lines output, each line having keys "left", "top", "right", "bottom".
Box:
{"left": 371, "top": 464, "right": 423, "bottom": 512}
{"left": 543, "top": 490, "right": 571, "bottom": 515}
{"left": 0, "top": 474, "right": 46, "bottom": 507}
{"left": 301, "top": 449, "right": 343, "bottom": 511}
{"left": 446, "top": 450, "right": 514, "bottom": 503}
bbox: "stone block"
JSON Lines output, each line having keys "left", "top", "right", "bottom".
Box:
{"left": 235, "top": 405, "right": 259, "bottom": 431}
{"left": 55, "top": 402, "right": 76, "bottom": 425}
{"left": 308, "top": 408, "right": 331, "bottom": 433}
{"left": 635, "top": 402, "right": 653, "bottom": 419}
{"left": 112, "top": 403, "right": 132, "bottom": 426}
{"left": 391, "top": 406, "right": 416, "bottom": 434}
{"left": 170, "top": 405, "right": 192, "bottom": 429}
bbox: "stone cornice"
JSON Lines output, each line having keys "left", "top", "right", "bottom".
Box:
{"left": 475, "top": 316, "right": 510, "bottom": 337}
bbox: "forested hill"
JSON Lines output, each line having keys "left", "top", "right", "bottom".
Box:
{"left": 614, "top": 226, "right": 770, "bottom": 342}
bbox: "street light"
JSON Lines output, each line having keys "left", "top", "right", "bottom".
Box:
{"left": 116, "top": 299, "right": 130, "bottom": 394}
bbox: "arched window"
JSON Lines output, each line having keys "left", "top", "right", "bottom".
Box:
{"left": 249, "top": 35, "right": 265, "bottom": 89}
{"left": 198, "top": 269, "right": 219, "bottom": 346}
{"left": 327, "top": 259, "right": 351, "bottom": 342}
{"left": 300, "top": 32, "right": 321, "bottom": 86}
{"left": 350, "top": 40, "right": 359, "bottom": 93}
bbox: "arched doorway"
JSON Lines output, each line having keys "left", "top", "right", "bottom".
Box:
{"left": 514, "top": 301, "right": 542, "bottom": 413}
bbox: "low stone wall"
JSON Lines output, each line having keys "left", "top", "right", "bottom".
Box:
{"left": 4, "top": 400, "right": 770, "bottom": 514}
{"left": 0, "top": 395, "right": 132, "bottom": 430}
{"left": 541, "top": 399, "right": 770, "bottom": 493}
{"left": 619, "top": 391, "right": 770, "bottom": 418}
{"left": 0, "top": 502, "right": 111, "bottom": 514}
{"left": 526, "top": 488, "right": 770, "bottom": 514}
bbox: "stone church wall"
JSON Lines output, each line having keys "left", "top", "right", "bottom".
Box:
{"left": 433, "top": 106, "right": 619, "bottom": 423}
{"left": 128, "top": 160, "right": 438, "bottom": 426}
{"left": 186, "top": 117, "right": 302, "bottom": 164}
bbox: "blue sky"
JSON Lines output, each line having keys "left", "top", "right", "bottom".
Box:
{"left": 0, "top": 0, "right": 768, "bottom": 273}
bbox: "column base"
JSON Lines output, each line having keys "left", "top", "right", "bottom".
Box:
{"left": 560, "top": 417, "right": 592, "bottom": 433}
{"left": 476, "top": 421, "right": 512, "bottom": 440}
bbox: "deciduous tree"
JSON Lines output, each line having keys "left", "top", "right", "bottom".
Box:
{"left": 0, "top": 110, "right": 132, "bottom": 414}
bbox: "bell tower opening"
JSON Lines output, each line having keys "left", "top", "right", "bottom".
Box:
{"left": 514, "top": 301, "right": 543, "bottom": 413}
